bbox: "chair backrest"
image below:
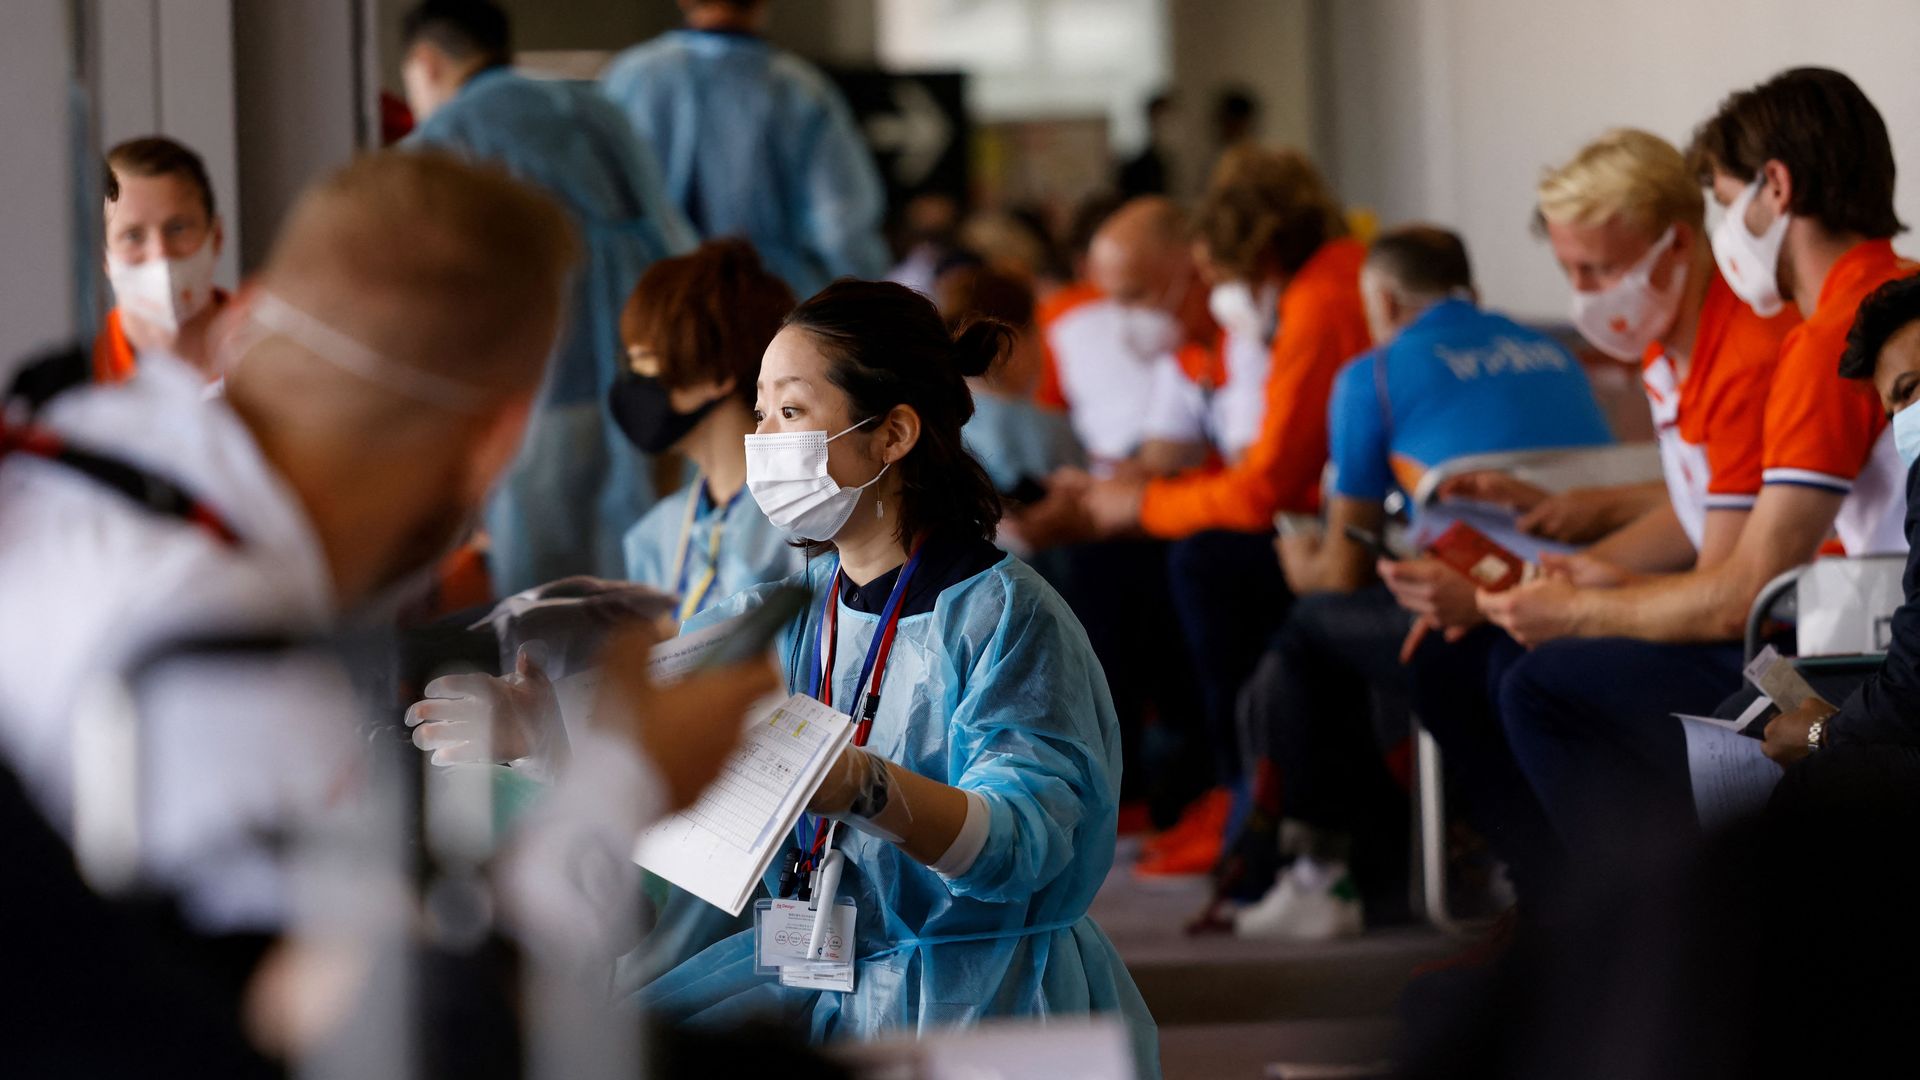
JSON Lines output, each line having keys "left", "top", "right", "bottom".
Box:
{"left": 1795, "top": 554, "right": 1905, "bottom": 657}
{"left": 1412, "top": 443, "right": 1664, "bottom": 508}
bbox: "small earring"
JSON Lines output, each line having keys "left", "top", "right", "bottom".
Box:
{"left": 876, "top": 498, "right": 885, "bottom": 519}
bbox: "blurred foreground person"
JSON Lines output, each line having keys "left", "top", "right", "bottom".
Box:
{"left": 1, "top": 150, "right": 783, "bottom": 1075}
{"left": 401, "top": 0, "right": 695, "bottom": 593}
{"left": 95, "top": 136, "right": 230, "bottom": 382}
{"left": 601, "top": 0, "right": 890, "bottom": 297}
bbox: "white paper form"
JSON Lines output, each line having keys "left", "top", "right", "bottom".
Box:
{"left": 634, "top": 693, "right": 852, "bottom": 915}
{"left": 645, "top": 614, "right": 746, "bottom": 682}
{"left": 1674, "top": 694, "right": 1774, "bottom": 734}
{"left": 1680, "top": 716, "right": 1784, "bottom": 832}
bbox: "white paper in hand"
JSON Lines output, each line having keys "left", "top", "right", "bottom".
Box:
{"left": 633, "top": 693, "right": 852, "bottom": 916}
{"left": 1680, "top": 716, "right": 1783, "bottom": 832}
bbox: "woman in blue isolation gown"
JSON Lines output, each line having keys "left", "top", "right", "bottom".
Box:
{"left": 640, "top": 280, "right": 1159, "bottom": 1078}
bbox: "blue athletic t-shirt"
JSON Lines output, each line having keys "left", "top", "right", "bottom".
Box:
{"left": 1328, "top": 299, "right": 1612, "bottom": 506}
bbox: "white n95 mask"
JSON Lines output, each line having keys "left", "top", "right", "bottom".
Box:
{"left": 745, "top": 421, "right": 891, "bottom": 540}
{"left": 107, "top": 241, "right": 217, "bottom": 336}
{"left": 1570, "top": 226, "right": 1686, "bottom": 361}
{"left": 1118, "top": 305, "right": 1181, "bottom": 360}
{"left": 1895, "top": 405, "right": 1920, "bottom": 470}
{"left": 1209, "top": 280, "right": 1280, "bottom": 344}
{"left": 1711, "top": 177, "right": 1791, "bottom": 317}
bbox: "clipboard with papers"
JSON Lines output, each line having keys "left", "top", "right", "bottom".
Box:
{"left": 632, "top": 692, "right": 852, "bottom": 916}
{"left": 550, "top": 605, "right": 853, "bottom": 916}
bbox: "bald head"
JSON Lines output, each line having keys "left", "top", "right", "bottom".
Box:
{"left": 1089, "top": 196, "right": 1190, "bottom": 306}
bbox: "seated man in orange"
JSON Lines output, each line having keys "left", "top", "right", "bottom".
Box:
{"left": 1061, "top": 146, "right": 1374, "bottom": 875}
{"left": 95, "top": 136, "right": 229, "bottom": 382}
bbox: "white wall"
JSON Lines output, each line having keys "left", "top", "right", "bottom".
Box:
{"left": 0, "top": 1, "right": 80, "bottom": 370}
{"left": 233, "top": 1, "right": 363, "bottom": 273}
{"left": 1322, "top": 0, "right": 1920, "bottom": 320}
{"left": 97, "top": 0, "right": 242, "bottom": 287}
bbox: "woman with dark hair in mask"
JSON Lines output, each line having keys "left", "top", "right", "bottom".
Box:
{"left": 612, "top": 238, "right": 804, "bottom": 618}
{"left": 642, "top": 280, "right": 1159, "bottom": 1078}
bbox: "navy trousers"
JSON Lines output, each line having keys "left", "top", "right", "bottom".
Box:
{"left": 1498, "top": 636, "right": 1745, "bottom": 890}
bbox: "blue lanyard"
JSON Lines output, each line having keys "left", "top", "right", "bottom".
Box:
{"left": 808, "top": 546, "right": 924, "bottom": 708}
{"left": 795, "top": 545, "right": 925, "bottom": 858}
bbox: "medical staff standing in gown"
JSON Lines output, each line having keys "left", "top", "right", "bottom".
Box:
{"left": 599, "top": 0, "right": 891, "bottom": 298}
{"left": 400, "top": 1, "right": 696, "bottom": 593}
{"left": 640, "top": 281, "right": 1159, "bottom": 1078}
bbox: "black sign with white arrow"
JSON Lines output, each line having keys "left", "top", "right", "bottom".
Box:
{"left": 826, "top": 69, "right": 970, "bottom": 211}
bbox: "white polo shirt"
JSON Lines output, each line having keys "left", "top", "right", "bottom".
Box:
{"left": 1041, "top": 294, "right": 1176, "bottom": 462}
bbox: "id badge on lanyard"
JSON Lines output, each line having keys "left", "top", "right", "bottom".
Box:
{"left": 769, "top": 542, "right": 925, "bottom": 991}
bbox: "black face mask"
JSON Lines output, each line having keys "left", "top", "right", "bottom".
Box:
{"left": 608, "top": 374, "right": 722, "bottom": 455}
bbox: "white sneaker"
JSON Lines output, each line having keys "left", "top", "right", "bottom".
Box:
{"left": 1234, "top": 860, "right": 1364, "bottom": 941}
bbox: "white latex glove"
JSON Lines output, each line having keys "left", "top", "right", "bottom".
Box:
{"left": 473, "top": 576, "right": 678, "bottom": 679}
{"left": 405, "top": 642, "right": 564, "bottom": 769}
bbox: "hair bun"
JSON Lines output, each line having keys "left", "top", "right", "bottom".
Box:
{"left": 950, "top": 317, "right": 1014, "bottom": 379}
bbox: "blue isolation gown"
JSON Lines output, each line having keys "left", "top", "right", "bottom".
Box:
{"left": 599, "top": 28, "right": 890, "bottom": 298}
{"left": 620, "top": 480, "right": 805, "bottom": 984}
{"left": 623, "top": 481, "right": 803, "bottom": 620}
{"left": 963, "top": 391, "right": 1087, "bottom": 494}
{"left": 963, "top": 392, "right": 1086, "bottom": 589}
{"left": 407, "top": 67, "right": 697, "bottom": 593}
{"left": 640, "top": 553, "right": 1161, "bottom": 1079}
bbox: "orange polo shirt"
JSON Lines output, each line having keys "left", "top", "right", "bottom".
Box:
{"left": 1139, "top": 237, "right": 1372, "bottom": 536}
{"left": 92, "top": 309, "right": 139, "bottom": 384}
{"left": 1639, "top": 272, "right": 1795, "bottom": 547}
{"left": 1759, "top": 239, "right": 1916, "bottom": 554}
{"left": 1034, "top": 280, "right": 1105, "bottom": 411}
{"left": 91, "top": 289, "right": 231, "bottom": 385}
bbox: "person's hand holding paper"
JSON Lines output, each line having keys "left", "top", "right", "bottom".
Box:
{"left": 1747, "top": 647, "right": 1839, "bottom": 767}
{"left": 1763, "top": 698, "right": 1839, "bottom": 766}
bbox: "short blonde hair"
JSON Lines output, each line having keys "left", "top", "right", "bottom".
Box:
{"left": 261, "top": 150, "right": 579, "bottom": 402}
{"left": 1537, "top": 128, "right": 1705, "bottom": 236}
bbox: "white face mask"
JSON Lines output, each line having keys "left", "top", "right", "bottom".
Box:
{"left": 1895, "top": 405, "right": 1920, "bottom": 470}
{"left": 745, "top": 420, "right": 892, "bottom": 540}
{"left": 1118, "top": 305, "right": 1181, "bottom": 360}
{"left": 1569, "top": 226, "right": 1687, "bottom": 361}
{"left": 1208, "top": 280, "right": 1279, "bottom": 343}
{"left": 107, "top": 239, "right": 218, "bottom": 337}
{"left": 1710, "top": 177, "right": 1791, "bottom": 317}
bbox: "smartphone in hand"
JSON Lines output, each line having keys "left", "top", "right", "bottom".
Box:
{"left": 1342, "top": 524, "right": 1398, "bottom": 563}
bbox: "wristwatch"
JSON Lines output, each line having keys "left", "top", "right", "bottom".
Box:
{"left": 1807, "top": 714, "right": 1830, "bottom": 752}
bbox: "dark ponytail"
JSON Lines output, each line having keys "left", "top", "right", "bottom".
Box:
{"left": 783, "top": 279, "right": 1008, "bottom": 546}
